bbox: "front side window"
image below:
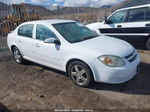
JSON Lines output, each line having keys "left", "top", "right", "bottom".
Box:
{"left": 36, "top": 24, "right": 57, "bottom": 41}
{"left": 18, "top": 24, "right": 34, "bottom": 38}
{"left": 127, "top": 8, "right": 146, "bottom": 22}
{"left": 53, "top": 22, "right": 98, "bottom": 43}
{"left": 146, "top": 7, "right": 150, "bottom": 21}
{"left": 107, "top": 10, "right": 127, "bottom": 24}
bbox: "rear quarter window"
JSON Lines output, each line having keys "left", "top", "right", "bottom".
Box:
{"left": 146, "top": 7, "right": 150, "bottom": 21}
{"left": 127, "top": 7, "right": 146, "bottom": 22}
{"left": 18, "top": 24, "right": 34, "bottom": 38}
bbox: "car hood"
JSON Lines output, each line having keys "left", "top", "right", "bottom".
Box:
{"left": 74, "top": 36, "right": 134, "bottom": 57}
{"left": 86, "top": 22, "right": 103, "bottom": 28}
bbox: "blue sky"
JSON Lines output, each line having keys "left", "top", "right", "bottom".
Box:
{"left": 1, "top": 0, "right": 125, "bottom": 7}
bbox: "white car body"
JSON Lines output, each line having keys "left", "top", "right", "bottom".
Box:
{"left": 7, "top": 20, "right": 141, "bottom": 84}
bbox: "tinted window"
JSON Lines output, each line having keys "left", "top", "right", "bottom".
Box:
{"left": 18, "top": 24, "right": 34, "bottom": 38}
{"left": 146, "top": 7, "right": 150, "bottom": 21}
{"left": 108, "top": 10, "right": 127, "bottom": 23}
{"left": 127, "top": 8, "right": 146, "bottom": 22}
{"left": 36, "top": 24, "right": 57, "bottom": 41}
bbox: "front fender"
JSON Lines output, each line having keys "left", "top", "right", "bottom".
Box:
{"left": 63, "top": 54, "right": 97, "bottom": 81}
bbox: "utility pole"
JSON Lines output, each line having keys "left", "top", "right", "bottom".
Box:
{"left": 104, "top": 6, "right": 107, "bottom": 19}
{"left": 94, "top": 7, "right": 96, "bottom": 22}
{"left": 73, "top": 0, "right": 75, "bottom": 19}
{"left": 58, "top": 5, "right": 60, "bottom": 19}
{"left": 77, "top": 7, "right": 80, "bottom": 21}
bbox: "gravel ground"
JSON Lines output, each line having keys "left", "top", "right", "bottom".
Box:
{"left": 0, "top": 49, "right": 150, "bottom": 112}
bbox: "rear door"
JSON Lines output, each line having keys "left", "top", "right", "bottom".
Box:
{"left": 124, "top": 7, "right": 150, "bottom": 45}
{"left": 17, "top": 24, "right": 34, "bottom": 58}
{"left": 100, "top": 9, "right": 128, "bottom": 40}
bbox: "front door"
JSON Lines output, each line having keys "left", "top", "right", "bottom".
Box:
{"left": 100, "top": 9, "right": 127, "bottom": 40}
{"left": 33, "top": 24, "right": 63, "bottom": 70}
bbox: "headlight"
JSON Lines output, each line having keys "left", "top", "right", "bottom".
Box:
{"left": 98, "top": 55, "right": 125, "bottom": 67}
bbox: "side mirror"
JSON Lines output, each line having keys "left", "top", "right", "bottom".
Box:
{"left": 105, "top": 19, "right": 112, "bottom": 24}
{"left": 54, "top": 40, "right": 61, "bottom": 45}
{"left": 104, "top": 18, "right": 108, "bottom": 24}
{"left": 44, "top": 38, "right": 61, "bottom": 45}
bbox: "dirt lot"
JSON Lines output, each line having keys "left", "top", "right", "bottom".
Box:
{"left": 0, "top": 49, "right": 150, "bottom": 112}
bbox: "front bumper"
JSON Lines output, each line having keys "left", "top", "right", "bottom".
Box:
{"left": 90, "top": 52, "right": 141, "bottom": 84}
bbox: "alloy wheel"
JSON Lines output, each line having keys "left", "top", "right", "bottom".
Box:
{"left": 71, "top": 65, "right": 88, "bottom": 86}
{"left": 13, "top": 48, "right": 22, "bottom": 63}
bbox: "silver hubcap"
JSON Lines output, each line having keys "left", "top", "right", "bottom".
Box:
{"left": 71, "top": 65, "right": 88, "bottom": 85}
{"left": 14, "top": 48, "right": 21, "bottom": 63}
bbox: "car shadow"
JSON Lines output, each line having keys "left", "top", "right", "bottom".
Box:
{"left": 26, "top": 62, "right": 150, "bottom": 95}
{"left": 135, "top": 46, "right": 147, "bottom": 50}
{"left": 2, "top": 51, "right": 150, "bottom": 95}
{"left": 90, "top": 62, "right": 150, "bottom": 95}
{"left": 26, "top": 61, "right": 150, "bottom": 95}
{"left": 0, "top": 103, "right": 10, "bottom": 112}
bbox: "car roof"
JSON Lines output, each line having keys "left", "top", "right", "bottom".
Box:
{"left": 21, "top": 19, "right": 76, "bottom": 25}
{"left": 117, "top": 4, "right": 150, "bottom": 11}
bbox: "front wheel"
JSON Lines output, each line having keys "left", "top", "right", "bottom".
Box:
{"left": 68, "top": 61, "right": 94, "bottom": 87}
{"left": 146, "top": 38, "right": 150, "bottom": 50}
{"left": 12, "top": 47, "right": 24, "bottom": 64}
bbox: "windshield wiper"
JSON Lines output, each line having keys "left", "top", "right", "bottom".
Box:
{"left": 83, "top": 35, "right": 97, "bottom": 40}
{"left": 80, "top": 35, "right": 99, "bottom": 41}
{"left": 72, "top": 35, "right": 98, "bottom": 43}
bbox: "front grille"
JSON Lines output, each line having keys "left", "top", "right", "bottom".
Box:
{"left": 124, "top": 50, "right": 137, "bottom": 63}
{"left": 128, "top": 54, "right": 137, "bottom": 62}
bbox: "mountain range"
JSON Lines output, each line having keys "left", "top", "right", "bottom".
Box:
{"left": 114, "top": 0, "right": 150, "bottom": 9}
{"left": 0, "top": 0, "right": 150, "bottom": 17}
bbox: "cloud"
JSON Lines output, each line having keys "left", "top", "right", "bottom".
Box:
{"left": 0, "top": 0, "right": 26, "bottom": 4}
{"left": 31, "top": 0, "right": 50, "bottom": 3}
{"left": 52, "top": 3, "right": 58, "bottom": 6}
{"left": 55, "top": 0, "right": 65, "bottom": 2}
{"left": 0, "top": 0, "right": 125, "bottom": 7}
{"left": 57, "top": 0, "right": 125, "bottom": 7}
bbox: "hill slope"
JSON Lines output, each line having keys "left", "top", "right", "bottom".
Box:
{"left": 114, "top": 0, "right": 150, "bottom": 10}
{"left": 25, "top": 4, "right": 54, "bottom": 16}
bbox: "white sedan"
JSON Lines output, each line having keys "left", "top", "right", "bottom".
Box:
{"left": 7, "top": 20, "right": 141, "bottom": 87}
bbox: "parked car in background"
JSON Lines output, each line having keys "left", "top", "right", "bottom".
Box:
{"left": 86, "top": 4, "right": 150, "bottom": 50}
{"left": 7, "top": 20, "right": 141, "bottom": 87}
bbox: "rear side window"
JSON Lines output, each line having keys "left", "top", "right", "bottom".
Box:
{"left": 146, "top": 7, "right": 150, "bottom": 21}
{"left": 107, "top": 10, "right": 127, "bottom": 23}
{"left": 18, "top": 24, "right": 34, "bottom": 38}
{"left": 127, "top": 8, "right": 146, "bottom": 22}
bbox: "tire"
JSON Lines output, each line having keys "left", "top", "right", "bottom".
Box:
{"left": 68, "top": 61, "right": 94, "bottom": 87}
{"left": 12, "top": 47, "right": 24, "bottom": 64}
{"left": 146, "top": 38, "right": 150, "bottom": 50}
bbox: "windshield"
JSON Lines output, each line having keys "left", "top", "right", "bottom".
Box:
{"left": 53, "top": 22, "right": 98, "bottom": 43}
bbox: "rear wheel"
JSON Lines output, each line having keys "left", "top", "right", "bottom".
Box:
{"left": 12, "top": 47, "right": 24, "bottom": 64}
{"left": 68, "top": 61, "right": 94, "bottom": 87}
{"left": 146, "top": 38, "right": 150, "bottom": 50}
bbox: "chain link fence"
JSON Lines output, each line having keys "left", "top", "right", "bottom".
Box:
{"left": 45, "top": 6, "right": 114, "bottom": 24}
{"left": 0, "top": 2, "right": 113, "bottom": 49}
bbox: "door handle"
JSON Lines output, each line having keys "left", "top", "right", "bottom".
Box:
{"left": 145, "top": 24, "right": 150, "bottom": 27}
{"left": 35, "top": 44, "right": 40, "bottom": 47}
{"left": 117, "top": 25, "right": 122, "bottom": 28}
{"left": 18, "top": 40, "right": 21, "bottom": 43}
